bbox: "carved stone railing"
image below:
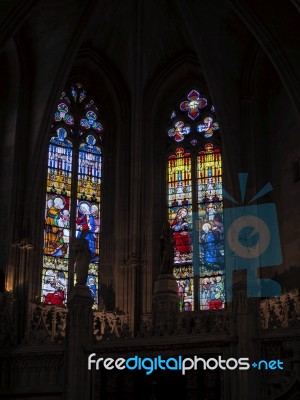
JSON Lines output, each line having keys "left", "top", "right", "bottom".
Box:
{"left": 176, "top": 309, "right": 232, "bottom": 336}
{"left": 25, "top": 303, "right": 131, "bottom": 344}
{"left": 25, "top": 303, "right": 67, "bottom": 345}
{"left": 93, "top": 311, "right": 130, "bottom": 341}
{"left": 139, "top": 309, "right": 232, "bottom": 338}
{"left": 24, "top": 288, "right": 300, "bottom": 344}
{"left": 25, "top": 301, "right": 233, "bottom": 344}
{"left": 260, "top": 289, "right": 300, "bottom": 330}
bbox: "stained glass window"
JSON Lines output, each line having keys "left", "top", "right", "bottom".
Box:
{"left": 42, "top": 83, "right": 103, "bottom": 308}
{"left": 167, "top": 90, "right": 224, "bottom": 311}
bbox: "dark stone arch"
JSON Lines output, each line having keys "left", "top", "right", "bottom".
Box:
{"left": 225, "top": 0, "right": 300, "bottom": 123}
{"left": 273, "top": 378, "right": 300, "bottom": 400}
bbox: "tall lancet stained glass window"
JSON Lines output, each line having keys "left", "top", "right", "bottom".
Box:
{"left": 42, "top": 83, "right": 103, "bottom": 308}
{"left": 167, "top": 90, "right": 225, "bottom": 312}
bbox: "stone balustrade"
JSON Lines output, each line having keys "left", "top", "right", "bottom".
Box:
{"left": 8, "top": 288, "right": 300, "bottom": 347}
{"left": 260, "top": 289, "right": 300, "bottom": 330}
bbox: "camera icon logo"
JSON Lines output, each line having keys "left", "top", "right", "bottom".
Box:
{"left": 224, "top": 174, "right": 282, "bottom": 300}
{"left": 225, "top": 204, "right": 281, "bottom": 268}
{"left": 227, "top": 215, "right": 269, "bottom": 259}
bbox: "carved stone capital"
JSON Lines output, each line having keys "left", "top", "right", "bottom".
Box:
{"left": 121, "top": 254, "right": 144, "bottom": 269}
{"left": 13, "top": 237, "right": 34, "bottom": 249}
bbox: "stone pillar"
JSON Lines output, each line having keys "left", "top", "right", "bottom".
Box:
{"left": 152, "top": 274, "right": 180, "bottom": 335}
{"left": 0, "top": 291, "right": 16, "bottom": 347}
{"left": 66, "top": 285, "right": 93, "bottom": 400}
{"left": 7, "top": 239, "right": 34, "bottom": 343}
{"left": 230, "top": 277, "right": 261, "bottom": 400}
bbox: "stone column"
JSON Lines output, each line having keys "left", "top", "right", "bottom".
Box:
{"left": 152, "top": 273, "right": 180, "bottom": 335}
{"left": 66, "top": 285, "right": 93, "bottom": 400}
{"left": 6, "top": 239, "right": 34, "bottom": 343}
{"left": 230, "top": 277, "right": 261, "bottom": 400}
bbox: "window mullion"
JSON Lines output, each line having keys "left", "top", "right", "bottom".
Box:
{"left": 191, "top": 151, "right": 199, "bottom": 310}
{"left": 68, "top": 125, "right": 80, "bottom": 292}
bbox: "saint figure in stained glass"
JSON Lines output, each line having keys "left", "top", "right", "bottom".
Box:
{"left": 171, "top": 207, "right": 192, "bottom": 263}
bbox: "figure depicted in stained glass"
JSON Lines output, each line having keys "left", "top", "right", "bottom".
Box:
{"left": 43, "top": 269, "right": 67, "bottom": 306}
{"left": 172, "top": 198, "right": 179, "bottom": 207}
{"left": 168, "top": 121, "right": 191, "bottom": 142}
{"left": 183, "top": 301, "right": 192, "bottom": 311}
{"left": 197, "top": 116, "right": 219, "bottom": 138}
{"left": 200, "top": 277, "right": 211, "bottom": 310}
{"left": 208, "top": 275, "right": 224, "bottom": 309}
{"left": 207, "top": 202, "right": 217, "bottom": 221}
{"left": 44, "top": 195, "right": 69, "bottom": 257}
{"left": 57, "top": 209, "right": 70, "bottom": 245}
{"left": 178, "top": 278, "right": 193, "bottom": 311}
{"left": 76, "top": 201, "right": 98, "bottom": 260}
{"left": 200, "top": 222, "right": 218, "bottom": 264}
{"left": 171, "top": 207, "right": 192, "bottom": 263}
{"left": 91, "top": 204, "right": 100, "bottom": 233}
{"left": 200, "top": 220, "right": 224, "bottom": 267}
{"left": 181, "top": 197, "right": 189, "bottom": 206}
{"left": 78, "top": 137, "right": 101, "bottom": 204}
{"left": 86, "top": 263, "right": 99, "bottom": 306}
{"left": 87, "top": 274, "right": 97, "bottom": 300}
{"left": 174, "top": 266, "right": 194, "bottom": 311}
{"left": 211, "top": 213, "right": 224, "bottom": 242}
{"left": 50, "top": 127, "right": 72, "bottom": 149}
{"left": 199, "top": 274, "right": 225, "bottom": 310}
